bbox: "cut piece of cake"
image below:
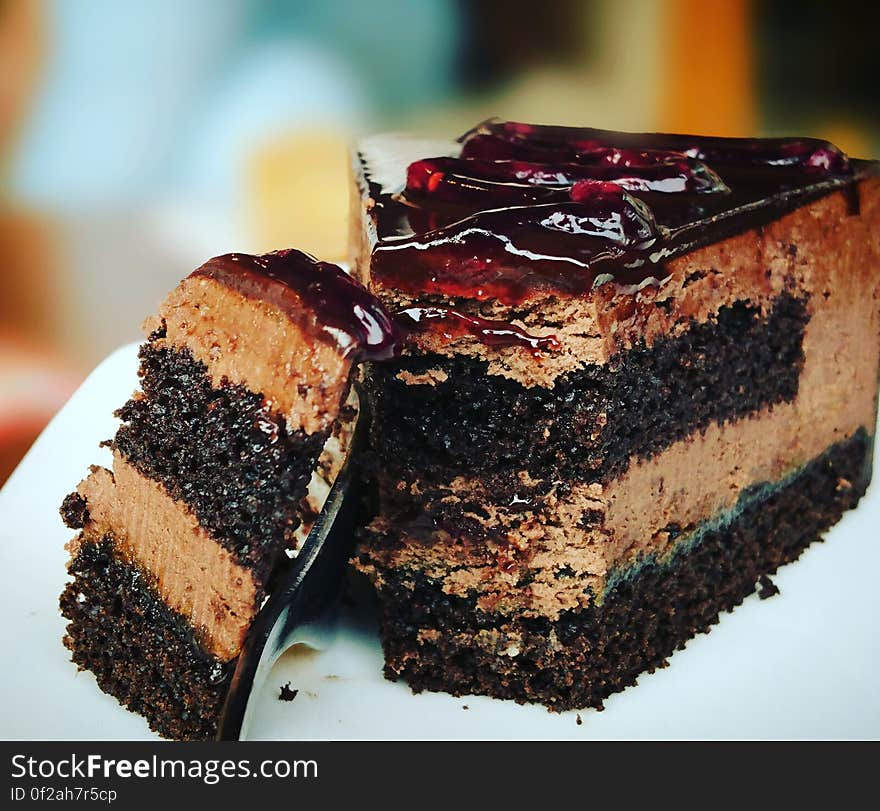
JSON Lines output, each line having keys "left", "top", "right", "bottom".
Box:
{"left": 59, "top": 249, "right": 399, "bottom": 739}
{"left": 350, "top": 120, "right": 880, "bottom": 710}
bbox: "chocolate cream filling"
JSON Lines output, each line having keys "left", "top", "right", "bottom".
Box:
{"left": 70, "top": 452, "right": 259, "bottom": 662}
{"left": 368, "top": 429, "right": 871, "bottom": 711}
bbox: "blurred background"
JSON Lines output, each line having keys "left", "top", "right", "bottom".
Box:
{"left": 1, "top": 0, "right": 877, "bottom": 482}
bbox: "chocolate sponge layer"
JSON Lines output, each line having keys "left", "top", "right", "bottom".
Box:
{"left": 112, "top": 338, "right": 327, "bottom": 583}
{"left": 367, "top": 293, "right": 808, "bottom": 486}
{"left": 60, "top": 537, "right": 234, "bottom": 740}
{"left": 363, "top": 429, "right": 871, "bottom": 711}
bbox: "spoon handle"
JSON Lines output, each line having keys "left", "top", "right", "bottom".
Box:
{"left": 216, "top": 389, "right": 366, "bottom": 741}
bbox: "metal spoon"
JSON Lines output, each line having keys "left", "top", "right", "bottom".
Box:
{"left": 216, "top": 388, "right": 366, "bottom": 740}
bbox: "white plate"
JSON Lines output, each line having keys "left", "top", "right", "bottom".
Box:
{"left": 1, "top": 343, "right": 879, "bottom": 740}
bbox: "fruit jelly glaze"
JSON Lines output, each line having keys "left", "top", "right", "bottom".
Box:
{"left": 367, "top": 119, "right": 872, "bottom": 305}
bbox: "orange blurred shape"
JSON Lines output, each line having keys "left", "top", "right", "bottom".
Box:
{"left": 0, "top": 0, "right": 43, "bottom": 161}
{"left": 659, "top": 0, "right": 755, "bottom": 136}
{"left": 246, "top": 130, "right": 351, "bottom": 263}
{"left": 0, "top": 336, "right": 81, "bottom": 485}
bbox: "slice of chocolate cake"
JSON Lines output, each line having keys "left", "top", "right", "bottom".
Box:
{"left": 350, "top": 120, "right": 880, "bottom": 711}
{"left": 59, "top": 249, "right": 398, "bottom": 739}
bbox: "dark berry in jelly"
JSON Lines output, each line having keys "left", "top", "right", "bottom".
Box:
{"left": 405, "top": 155, "right": 727, "bottom": 203}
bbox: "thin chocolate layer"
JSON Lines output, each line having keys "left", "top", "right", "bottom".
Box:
{"left": 60, "top": 537, "right": 233, "bottom": 740}
{"left": 368, "top": 293, "right": 807, "bottom": 486}
{"left": 67, "top": 453, "right": 261, "bottom": 661}
{"left": 363, "top": 429, "right": 871, "bottom": 710}
{"left": 112, "top": 337, "right": 327, "bottom": 583}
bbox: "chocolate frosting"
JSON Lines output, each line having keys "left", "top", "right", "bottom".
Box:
{"left": 367, "top": 119, "right": 878, "bottom": 305}
{"left": 194, "top": 249, "right": 403, "bottom": 360}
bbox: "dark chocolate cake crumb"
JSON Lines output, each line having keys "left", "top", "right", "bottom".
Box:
{"left": 757, "top": 575, "right": 780, "bottom": 600}
{"left": 279, "top": 682, "right": 299, "bottom": 702}
{"left": 576, "top": 714, "right": 583, "bottom": 726}
{"left": 60, "top": 537, "right": 234, "bottom": 740}
{"left": 60, "top": 492, "right": 89, "bottom": 529}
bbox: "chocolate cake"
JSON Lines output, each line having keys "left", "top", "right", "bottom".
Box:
{"left": 350, "top": 120, "right": 880, "bottom": 711}
{"left": 59, "top": 118, "right": 880, "bottom": 738}
{"left": 59, "top": 249, "right": 399, "bottom": 739}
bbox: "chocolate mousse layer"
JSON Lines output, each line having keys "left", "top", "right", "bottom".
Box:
{"left": 353, "top": 133, "right": 878, "bottom": 387}
{"left": 156, "top": 250, "right": 399, "bottom": 435}
{"left": 70, "top": 452, "right": 260, "bottom": 661}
